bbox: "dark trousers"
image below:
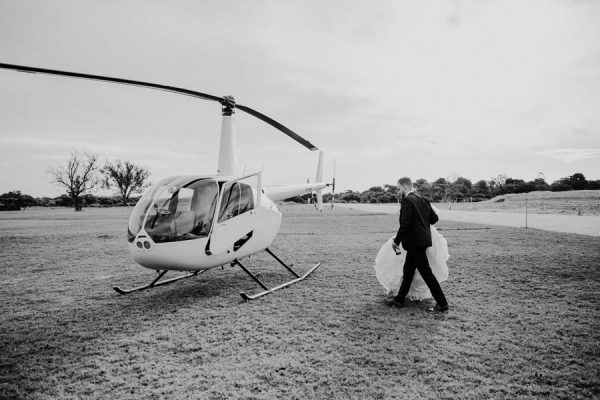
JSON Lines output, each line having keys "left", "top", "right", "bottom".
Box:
{"left": 395, "top": 247, "right": 448, "bottom": 306}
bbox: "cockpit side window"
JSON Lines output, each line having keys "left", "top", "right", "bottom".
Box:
{"left": 218, "top": 182, "right": 255, "bottom": 223}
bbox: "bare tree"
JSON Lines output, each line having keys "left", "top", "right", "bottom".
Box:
{"left": 48, "top": 150, "right": 99, "bottom": 211}
{"left": 102, "top": 160, "right": 150, "bottom": 206}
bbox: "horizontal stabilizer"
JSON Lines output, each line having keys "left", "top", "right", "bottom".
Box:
{"left": 263, "top": 183, "right": 328, "bottom": 202}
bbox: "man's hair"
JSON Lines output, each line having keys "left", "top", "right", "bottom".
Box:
{"left": 397, "top": 177, "right": 412, "bottom": 188}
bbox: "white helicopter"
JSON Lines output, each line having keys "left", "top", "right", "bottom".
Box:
{"left": 0, "top": 62, "right": 333, "bottom": 300}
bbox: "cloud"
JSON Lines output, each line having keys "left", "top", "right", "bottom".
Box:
{"left": 534, "top": 148, "right": 600, "bottom": 163}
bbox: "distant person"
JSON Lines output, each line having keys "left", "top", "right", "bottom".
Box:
{"left": 387, "top": 177, "right": 449, "bottom": 312}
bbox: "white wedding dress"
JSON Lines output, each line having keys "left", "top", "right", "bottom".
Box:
{"left": 374, "top": 225, "right": 449, "bottom": 300}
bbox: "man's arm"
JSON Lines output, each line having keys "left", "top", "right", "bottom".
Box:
{"left": 394, "top": 196, "right": 413, "bottom": 246}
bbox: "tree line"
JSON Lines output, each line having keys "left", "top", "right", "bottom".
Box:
{"left": 0, "top": 150, "right": 150, "bottom": 211}
{"left": 292, "top": 172, "right": 599, "bottom": 204}
{"left": 1, "top": 149, "right": 598, "bottom": 211}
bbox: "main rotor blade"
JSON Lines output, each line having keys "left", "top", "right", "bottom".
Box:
{"left": 236, "top": 104, "right": 318, "bottom": 151}
{"left": 0, "top": 62, "right": 224, "bottom": 103}
{"left": 1, "top": 62, "right": 319, "bottom": 151}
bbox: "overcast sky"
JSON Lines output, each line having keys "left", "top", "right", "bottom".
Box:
{"left": 1, "top": 0, "right": 599, "bottom": 197}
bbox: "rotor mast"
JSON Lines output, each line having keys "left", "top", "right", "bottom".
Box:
{"left": 217, "top": 96, "right": 240, "bottom": 176}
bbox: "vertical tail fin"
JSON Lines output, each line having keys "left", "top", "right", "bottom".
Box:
{"left": 315, "top": 151, "right": 324, "bottom": 211}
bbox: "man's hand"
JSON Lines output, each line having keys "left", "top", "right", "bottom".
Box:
{"left": 392, "top": 241, "right": 402, "bottom": 255}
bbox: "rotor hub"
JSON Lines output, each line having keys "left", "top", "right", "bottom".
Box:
{"left": 221, "top": 95, "right": 236, "bottom": 116}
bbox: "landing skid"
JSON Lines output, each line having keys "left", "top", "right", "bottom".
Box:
{"left": 113, "top": 270, "right": 205, "bottom": 295}
{"left": 236, "top": 248, "right": 322, "bottom": 300}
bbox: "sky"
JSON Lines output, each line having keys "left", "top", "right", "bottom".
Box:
{"left": 1, "top": 0, "right": 599, "bottom": 197}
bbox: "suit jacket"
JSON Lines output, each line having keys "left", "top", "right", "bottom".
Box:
{"left": 394, "top": 192, "right": 439, "bottom": 251}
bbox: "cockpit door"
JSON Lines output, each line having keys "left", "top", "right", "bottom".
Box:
{"left": 208, "top": 172, "right": 262, "bottom": 255}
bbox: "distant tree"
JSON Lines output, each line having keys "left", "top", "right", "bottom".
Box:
{"left": 39, "top": 197, "right": 56, "bottom": 207}
{"left": 533, "top": 177, "right": 550, "bottom": 191}
{"left": 0, "top": 190, "right": 23, "bottom": 210}
{"left": 454, "top": 177, "right": 472, "bottom": 190}
{"left": 102, "top": 160, "right": 151, "bottom": 206}
{"left": 516, "top": 181, "right": 536, "bottom": 193}
{"left": 587, "top": 180, "right": 600, "bottom": 190}
{"left": 54, "top": 194, "right": 74, "bottom": 207}
{"left": 550, "top": 176, "right": 572, "bottom": 192}
{"left": 491, "top": 173, "right": 507, "bottom": 187}
{"left": 431, "top": 178, "right": 450, "bottom": 202}
{"left": 21, "top": 194, "right": 38, "bottom": 207}
{"left": 383, "top": 184, "right": 398, "bottom": 196}
{"left": 82, "top": 193, "right": 99, "bottom": 206}
{"left": 48, "top": 151, "right": 99, "bottom": 211}
{"left": 377, "top": 194, "right": 394, "bottom": 203}
{"left": 567, "top": 173, "right": 587, "bottom": 190}
{"left": 490, "top": 173, "right": 508, "bottom": 196}
{"left": 98, "top": 196, "right": 117, "bottom": 207}
{"left": 472, "top": 180, "right": 489, "bottom": 198}
{"left": 341, "top": 190, "right": 360, "bottom": 203}
{"left": 504, "top": 178, "right": 525, "bottom": 193}
{"left": 415, "top": 178, "right": 432, "bottom": 199}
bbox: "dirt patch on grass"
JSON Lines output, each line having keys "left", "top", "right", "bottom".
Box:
{"left": 1, "top": 206, "right": 599, "bottom": 399}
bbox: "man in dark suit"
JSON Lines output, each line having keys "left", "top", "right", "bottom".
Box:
{"left": 389, "top": 177, "right": 449, "bottom": 312}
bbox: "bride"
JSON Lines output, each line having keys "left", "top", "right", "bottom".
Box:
{"left": 374, "top": 222, "right": 449, "bottom": 301}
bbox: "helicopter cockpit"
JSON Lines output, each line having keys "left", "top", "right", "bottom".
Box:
{"left": 127, "top": 176, "right": 256, "bottom": 244}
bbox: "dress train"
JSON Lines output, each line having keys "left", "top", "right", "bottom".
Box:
{"left": 373, "top": 226, "right": 449, "bottom": 300}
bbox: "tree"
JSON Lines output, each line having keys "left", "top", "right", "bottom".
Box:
{"left": 341, "top": 190, "right": 360, "bottom": 203}
{"left": 454, "top": 177, "right": 472, "bottom": 190}
{"left": 533, "top": 177, "right": 550, "bottom": 191}
{"left": 567, "top": 173, "right": 587, "bottom": 190}
{"left": 472, "top": 180, "right": 490, "bottom": 199}
{"left": 490, "top": 173, "right": 508, "bottom": 196}
{"left": 414, "top": 178, "right": 432, "bottom": 199}
{"left": 431, "top": 178, "right": 450, "bottom": 202}
{"left": 48, "top": 151, "right": 99, "bottom": 211}
{"left": 383, "top": 184, "right": 398, "bottom": 196}
{"left": 551, "top": 179, "right": 572, "bottom": 192}
{"left": 587, "top": 180, "right": 600, "bottom": 190}
{"left": 102, "top": 160, "right": 151, "bottom": 206}
{"left": 0, "top": 190, "right": 23, "bottom": 210}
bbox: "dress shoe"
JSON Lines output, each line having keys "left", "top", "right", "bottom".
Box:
{"left": 430, "top": 304, "right": 449, "bottom": 312}
{"left": 386, "top": 298, "right": 405, "bottom": 308}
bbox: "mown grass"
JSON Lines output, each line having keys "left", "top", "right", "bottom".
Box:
{"left": 434, "top": 189, "right": 600, "bottom": 216}
{"left": 0, "top": 205, "right": 599, "bottom": 399}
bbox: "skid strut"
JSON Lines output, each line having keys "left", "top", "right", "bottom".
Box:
{"left": 113, "top": 270, "right": 205, "bottom": 295}
{"left": 236, "top": 248, "right": 322, "bottom": 300}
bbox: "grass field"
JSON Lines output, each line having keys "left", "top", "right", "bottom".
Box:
{"left": 434, "top": 190, "right": 600, "bottom": 216}
{"left": 1, "top": 205, "right": 599, "bottom": 399}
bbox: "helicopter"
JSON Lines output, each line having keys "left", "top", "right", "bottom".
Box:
{"left": 0, "top": 62, "right": 334, "bottom": 300}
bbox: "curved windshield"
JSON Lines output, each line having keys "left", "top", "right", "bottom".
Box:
{"left": 128, "top": 177, "right": 219, "bottom": 243}
{"left": 127, "top": 176, "right": 181, "bottom": 242}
